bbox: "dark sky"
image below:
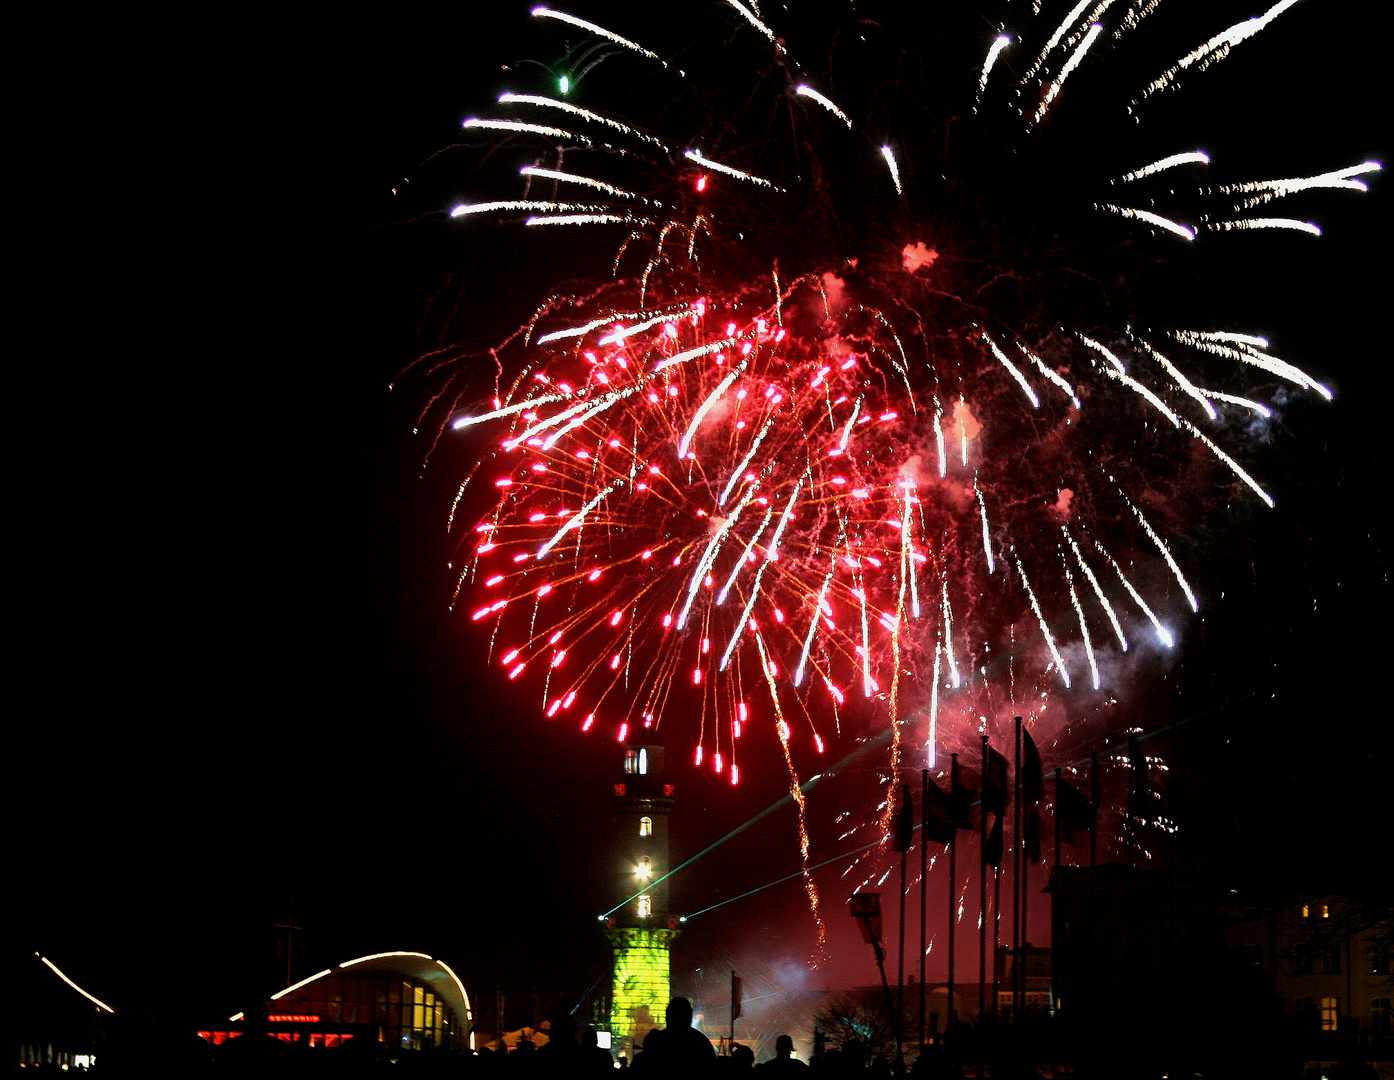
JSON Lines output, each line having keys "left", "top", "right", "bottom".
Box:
{"left": 16, "top": 0, "right": 1389, "bottom": 1034}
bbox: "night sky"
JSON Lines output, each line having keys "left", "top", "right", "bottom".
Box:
{"left": 15, "top": 0, "right": 1389, "bottom": 1037}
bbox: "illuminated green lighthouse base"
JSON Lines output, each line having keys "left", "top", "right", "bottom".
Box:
{"left": 606, "top": 925, "right": 679, "bottom": 1050}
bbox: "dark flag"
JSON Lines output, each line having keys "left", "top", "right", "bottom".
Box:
{"left": 1020, "top": 727, "right": 1044, "bottom": 863}
{"left": 1020, "top": 728, "right": 1043, "bottom": 805}
{"left": 922, "top": 774, "right": 954, "bottom": 845}
{"left": 895, "top": 784, "right": 915, "bottom": 852}
{"left": 731, "top": 973, "right": 743, "bottom": 1022}
{"left": 950, "top": 758, "right": 979, "bottom": 830}
{"left": 1056, "top": 773, "right": 1095, "bottom": 846}
{"left": 984, "top": 812, "right": 1004, "bottom": 867}
{"left": 983, "top": 745, "right": 1010, "bottom": 814}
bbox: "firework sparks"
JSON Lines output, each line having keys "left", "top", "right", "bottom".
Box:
{"left": 405, "top": 0, "right": 1374, "bottom": 909}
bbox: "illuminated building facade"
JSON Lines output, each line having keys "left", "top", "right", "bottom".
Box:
{"left": 205, "top": 951, "right": 473, "bottom": 1054}
{"left": 605, "top": 736, "right": 679, "bottom": 1054}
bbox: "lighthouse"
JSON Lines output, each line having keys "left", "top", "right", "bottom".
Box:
{"left": 605, "top": 732, "right": 679, "bottom": 1056}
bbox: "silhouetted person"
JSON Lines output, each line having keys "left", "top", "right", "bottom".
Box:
{"left": 635, "top": 997, "right": 716, "bottom": 1077}
{"left": 758, "top": 1034, "right": 809, "bottom": 1073}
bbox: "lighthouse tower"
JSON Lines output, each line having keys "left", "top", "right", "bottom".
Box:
{"left": 604, "top": 733, "right": 679, "bottom": 1055}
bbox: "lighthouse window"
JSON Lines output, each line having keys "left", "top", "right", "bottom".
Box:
{"left": 624, "top": 749, "right": 649, "bottom": 775}
{"left": 636, "top": 857, "right": 652, "bottom": 881}
{"left": 639, "top": 817, "right": 652, "bottom": 837}
{"left": 637, "top": 895, "right": 652, "bottom": 918}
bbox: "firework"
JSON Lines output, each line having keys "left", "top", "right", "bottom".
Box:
{"left": 417, "top": 2, "right": 1376, "bottom": 795}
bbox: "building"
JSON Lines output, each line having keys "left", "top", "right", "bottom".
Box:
{"left": 604, "top": 733, "right": 680, "bottom": 1056}
{"left": 205, "top": 951, "right": 474, "bottom": 1054}
{"left": 1220, "top": 896, "right": 1392, "bottom": 1047}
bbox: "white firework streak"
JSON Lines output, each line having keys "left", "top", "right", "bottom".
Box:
{"left": 1180, "top": 418, "right": 1276, "bottom": 508}
{"left": 840, "top": 397, "right": 863, "bottom": 450}
{"left": 536, "top": 478, "right": 626, "bottom": 558}
{"left": 1172, "top": 331, "right": 1331, "bottom": 399}
{"left": 934, "top": 397, "right": 947, "bottom": 477}
{"left": 1218, "top": 161, "right": 1382, "bottom": 209}
{"left": 652, "top": 335, "right": 741, "bottom": 374}
{"left": 1200, "top": 389, "right": 1272, "bottom": 418}
{"left": 927, "top": 641, "right": 942, "bottom": 768}
{"left": 1092, "top": 537, "right": 1175, "bottom": 647}
{"left": 1081, "top": 342, "right": 1183, "bottom": 427}
{"left": 1062, "top": 558, "right": 1101, "bottom": 690}
{"left": 684, "top": 149, "right": 780, "bottom": 189}
{"left": 500, "top": 94, "right": 668, "bottom": 149}
{"left": 1099, "top": 204, "right": 1196, "bottom": 240}
{"left": 794, "top": 567, "right": 835, "bottom": 687}
{"left": 451, "top": 392, "right": 570, "bottom": 430}
{"left": 1136, "top": 0, "right": 1302, "bottom": 102}
{"left": 1025, "top": 0, "right": 1098, "bottom": 82}
{"left": 717, "top": 508, "right": 774, "bottom": 605}
{"left": 720, "top": 474, "right": 807, "bottom": 671}
{"left": 940, "top": 583, "right": 961, "bottom": 688}
{"left": 1063, "top": 526, "right": 1127, "bottom": 650}
{"left": 541, "top": 386, "right": 642, "bottom": 449}
{"left": 727, "top": 0, "right": 783, "bottom": 51}
{"left": 450, "top": 198, "right": 603, "bottom": 218}
{"left": 976, "top": 479, "right": 996, "bottom": 573}
{"left": 520, "top": 166, "right": 638, "bottom": 199}
{"left": 857, "top": 569, "right": 873, "bottom": 696}
{"left": 531, "top": 6, "right": 666, "bottom": 65}
{"left": 1204, "top": 217, "right": 1321, "bottom": 236}
{"left": 1034, "top": 22, "right": 1104, "bottom": 125}
{"left": 536, "top": 302, "right": 692, "bottom": 344}
{"left": 1115, "top": 150, "right": 1211, "bottom": 184}
{"left": 881, "top": 146, "right": 903, "bottom": 195}
{"left": 678, "top": 367, "right": 744, "bottom": 458}
{"left": 525, "top": 213, "right": 645, "bottom": 227}
{"left": 1076, "top": 333, "right": 1129, "bottom": 373}
{"left": 1112, "top": 0, "right": 1163, "bottom": 40}
{"left": 463, "top": 118, "right": 593, "bottom": 145}
{"left": 901, "top": 486, "right": 921, "bottom": 618}
{"left": 981, "top": 332, "right": 1040, "bottom": 407}
{"left": 796, "top": 84, "right": 853, "bottom": 127}
{"left": 1019, "top": 343, "right": 1082, "bottom": 409}
{"left": 1016, "top": 555, "right": 1071, "bottom": 688}
{"left": 720, "top": 413, "right": 777, "bottom": 506}
{"left": 977, "top": 35, "right": 1012, "bottom": 103}
{"left": 504, "top": 386, "right": 627, "bottom": 447}
{"left": 1136, "top": 337, "right": 1218, "bottom": 420}
{"left": 1126, "top": 496, "right": 1199, "bottom": 612}
{"left": 676, "top": 495, "right": 750, "bottom": 629}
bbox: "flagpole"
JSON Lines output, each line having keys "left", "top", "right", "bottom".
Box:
{"left": 1012, "top": 716, "right": 1022, "bottom": 1024}
{"left": 979, "top": 735, "right": 988, "bottom": 1026}
{"left": 1088, "top": 750, "right": 1098, "bottom": 1026}
{"left": 947, "top": 753, "right": 958, "bottom": 1047}
{"left": 920, "top": 768, "right": 929, "bottom": 1049}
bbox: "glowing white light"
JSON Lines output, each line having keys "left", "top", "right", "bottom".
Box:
{"left": 271, "top": 968, "right": 335, "bottom": 1000}
{"left": 531, "top": 7, "right": 665, "bottom": 65}
{"left": 981, "top": 332, "right": 1039, "bottom": 408}
{"left": 1034, "top": 23, "right": 1103, "bottom": 124}
{"left": 1116, "top": 151, "right": 1211, "bottom": 184}
{"left": 463, "top": 118, "right": 592, "bottom": 144}
{"left": 1137, "top": 0, "right": 1303, "bottom": 102}
{"left": 37, "top": 955, "right": 115, "bottom": 1014}
{"left": 880, "top": 146, "right": 903, "bottom": 195}
{"left": 978, "top": 35, "right": 1012, "bottom": 102}
{"left": 795, "top": 84, "right": 852, "bottom": 126}
{"left": 683, "top": 150, "right": 779, "bottom": 189}
{"left": 1017, "top": 556, "right": 1070, "bottom": 688}
{"left": 1100, "top": 204, "right": 1196, "bottom": 241}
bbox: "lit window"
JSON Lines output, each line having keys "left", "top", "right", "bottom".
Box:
{"left": 1319, "top": 903, "right": 1330, "bottom": 918}
{"left": 1320, "top": 997, "right": 1339, "bottom": 1031}
{"left": 623, "top": 748, "right": 649, "bottom": 775}
{"left": 639, "top": 816, "right": 652, "bottom": 837}
{"left": 1301, "top": 904, "right": 1310, "bottom": 918}
{"left": 636, "top": 857, "right": 652, "bottom": 881}
{"left": 637, "top": 895, "right": 652, "bottom": 918}
{"left": 638, "top": 748, "right": 648, "bottom": 774}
